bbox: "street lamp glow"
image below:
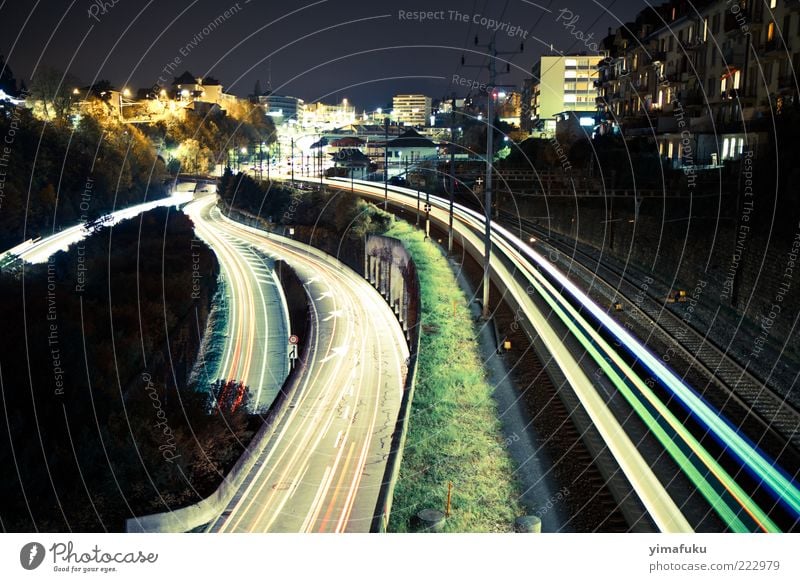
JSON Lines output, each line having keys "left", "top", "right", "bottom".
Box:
{"left": 376, "top": 107, "right": 382, "bottom": 114}
{"left": 477, "top": 114, "right": 483, "bottom": 120}
{"left": 240, "top": 147, "right": 247, "bottom": 154}
{"left": 122, "top": 88, "right": 131, "bottom": 97}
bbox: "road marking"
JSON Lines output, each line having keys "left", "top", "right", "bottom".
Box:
{"left": 333, "top": 430, "right": 344, "bottom": 448}
{"left": 322, "top": 309, "right": 344, "bottom": 321}
{"left": 320, "top": 345, "right": 349, "bottom": 363}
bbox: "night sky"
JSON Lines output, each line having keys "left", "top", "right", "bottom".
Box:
{"left": 1, "top": 0, "right": 644, "bottom": 108}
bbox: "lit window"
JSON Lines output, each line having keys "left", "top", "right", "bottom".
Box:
{"left": 668, "top": 142, "right": 674, "bottom": 158}
{"left": 767, "top": 22, "right": 775, "bottom": 42}
{"left": 770, "top": 0, "right": 777, "bottom": 8}
{"left": 738, "top": 138, "right": 744, "bottom": 155}
{"left": 733, "top": 70, "right": 741, "bottom": 89}
{"left": 563, "top": 94, "right": 577, "bottom": 103}
{"left": 565, "top": 59, "right": 577, "bottom": 66}
{"left": 722, "top": 138, "right": 729, "bottom": 159}
{"left": 703, "top": 18, "right": 709, "bottom": 42}
{"left": 721, "top": 76, "right": 727, "bottom": 93}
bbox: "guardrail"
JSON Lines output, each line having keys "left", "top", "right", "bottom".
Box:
{"left": 366, "top": 235, "right": 422, "bottom": 532}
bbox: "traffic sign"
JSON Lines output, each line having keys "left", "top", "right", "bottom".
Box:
{"left": 288, "top": 344, "right": 298, "bottom": 359}
{"left": 289, "top": 334, "right": 299, "bottom": 345}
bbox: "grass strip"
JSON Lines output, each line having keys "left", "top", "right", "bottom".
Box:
{"left": 385, "top": 220, "right": 523, "bottom": 532}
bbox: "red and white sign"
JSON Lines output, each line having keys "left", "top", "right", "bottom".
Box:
{"left": 289, "top": 334, "right": 299, "bottom": 345}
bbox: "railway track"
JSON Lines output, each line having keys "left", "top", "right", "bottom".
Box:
{"left": 499, "top": 210, "right": 800, "bottom": 458}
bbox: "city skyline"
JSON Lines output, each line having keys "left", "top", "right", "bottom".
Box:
{"left": 0, "top": 0, "right": 642, "bottom": 108}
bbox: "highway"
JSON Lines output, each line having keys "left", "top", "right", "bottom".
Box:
{"left": 185, "top": 197, "right": 290, "bottom": 411}
{"left": 317, "top": 176, "right": 800, "bottom": 532}
{"left": 191, "top": 197, "right": 409, "bottom": 533}
{"left": 0, "top": 192, "right": 194, "bottom": 266}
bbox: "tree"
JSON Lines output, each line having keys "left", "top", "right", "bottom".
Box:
{"left": 27, "top": 65, "right": 82, "bottom": 122}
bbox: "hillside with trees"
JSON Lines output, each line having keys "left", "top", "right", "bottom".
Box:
{"left": 0, "top": 209, "right": 253, "bottom": 531}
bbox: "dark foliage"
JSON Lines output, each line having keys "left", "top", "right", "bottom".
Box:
{"left": 0, "top": 107, "right": 168, "bottom": 249}
{"left": 0, "top": 209, "right": 253, "bottom": 531}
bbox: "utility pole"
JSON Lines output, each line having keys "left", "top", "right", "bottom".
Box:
{"left": 463, "top": 33, "right": 524, "bottom": 319}
{"left": 383, "top": 116, "right": 390, "bottom": 210}
{"left": 448, "top": 94, "right": 457, "bottom": 253}
{"left": 424, "top": 170, "right": 431, "bottom": 241}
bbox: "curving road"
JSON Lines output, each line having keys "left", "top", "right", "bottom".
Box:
{"left": 316, "top": 176, "right": 800, "bottom": 533}
{"left": 185, "top": 197, "right": 290, "bottom": 411}
{"left": 190, "top": 196, "right": 409, "bottom": 533}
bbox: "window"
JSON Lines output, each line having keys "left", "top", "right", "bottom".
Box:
{"left": 722, "top": 138, "right": 729, "bottom": 159}
{"left": 711, "top": 47, "right": 717, "bottom": 66}
{"left": 708, "top": 77, "right": 716, "bottom": 97}
{"left": 688, "top": 25, "right": 694, "bottom": 42}
{"left": 767, "top": 22, "right": 775, "bottom": 42}
{"left": 668, "top": 142, "right": 674, "bottom": 158}
{"left": 733, "top": 70, "right": 741, "bottom": 89}
{"left": 712, "top": 14, "right": 720, "bottom": 34}
{"left": 770, "top": 0, "right": 776, "bottom": 8}
{"left": 738, "top": 138, "right": 744, "bottom": 156}
{"left": 721, "top": 76, "right": 727, "bottom": 93}
{"left": 703, "top": 18, "right": 709, "bottom": 41}
{"left": 565, "top": 58, "right": 577, "bottom": 67}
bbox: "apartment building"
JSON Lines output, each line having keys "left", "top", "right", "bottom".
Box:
{"left": 596, "top": 0, "right": 800, "bottom": 166}
{"left": 531, "top": 54, "right": 603, "bottom": 135}
{"left": 392, "top": 94, "right": 432, "bottom": 127}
